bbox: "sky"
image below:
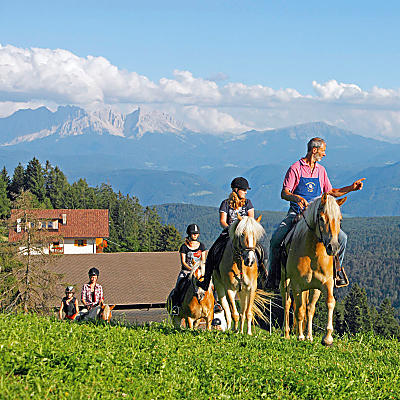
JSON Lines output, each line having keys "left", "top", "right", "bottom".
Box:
{"left": 1, "top": 0, "right": 400, "bottom": 140}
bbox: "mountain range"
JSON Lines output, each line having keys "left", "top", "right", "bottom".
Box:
{"left": 1, "top": 105, "right": 400, "bottom": 216}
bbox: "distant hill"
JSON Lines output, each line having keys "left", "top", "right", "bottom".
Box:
{"left": 156, "top": 203, "right": 400, "bottom": 312}
{"left": 1, "top": 106, "right": 400, "bottom": 215}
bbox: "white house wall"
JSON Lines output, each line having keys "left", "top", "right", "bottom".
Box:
{"left": 63, "top": 238, "right": 96, "bottom": 254}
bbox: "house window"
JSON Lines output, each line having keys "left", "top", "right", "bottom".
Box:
{"left": 48, "top": 221, "right": 53, "bottom": 229}
{"left": 75, "top": 239, "right": 87, "bottom": 247}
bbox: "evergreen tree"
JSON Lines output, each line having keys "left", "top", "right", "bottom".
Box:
{"left": 0, "top": 174, "right": 10, "bottom": 219}
{"left": 343, "top": 284, "right": 372, "bottom": 335}
{"left": 9, "top": 163, "right": 25, "bottom": 199}
{"left": 158, "top": 224, "right": 182, "bottom": 251}
{"left": 24, "top": 158, "right": 46, "bottom": 203}
{"left": 1, "top": 166, "right": 11, "bottom": 199}
{"left": 374, "top": 298, "right": 400, "bottom": 338}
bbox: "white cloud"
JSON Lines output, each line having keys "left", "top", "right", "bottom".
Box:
{"left": 2, "top": 44, "right": 400, "bottom": 140}
{"left": 182, "top": 106, "right": 250, "bottom": 134}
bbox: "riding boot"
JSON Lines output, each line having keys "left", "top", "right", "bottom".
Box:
{"left": 197, "top": 261, "right": 213, "bottom": 290}
{"left": 334, "top": 255, "right": 349, "bottom": 288}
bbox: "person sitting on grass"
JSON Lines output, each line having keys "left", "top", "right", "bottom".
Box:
{"left": 59, "top": 286, "right": 79, "bottom": 320}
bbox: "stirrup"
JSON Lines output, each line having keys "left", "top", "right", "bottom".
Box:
{"left": 214, "top": 303, "right": 223, "bottom": 313}
{"left": 334, "top": 268, "right": 349, "bottom": 288}
{"left": 171, "top": 306, "right": 180, "bottom": 316}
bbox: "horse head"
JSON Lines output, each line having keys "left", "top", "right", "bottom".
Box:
{"left": 310, "top": 194, "right": 347, "bottom": 256}
{"left": 230, "top": 215, "right": 264, "bottom": 267}
{"left": 189, "top": 260, "right": 206, "bottom": 301}
{"left": 99, "top": 300, "right": 116, "bottom": 322}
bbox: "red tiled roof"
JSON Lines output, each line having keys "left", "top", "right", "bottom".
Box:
{"left": 9, "top": 209, "right": 109, "bottom": 241}
{"left": 48, "top": 252, "right": 180, "bottom": 305}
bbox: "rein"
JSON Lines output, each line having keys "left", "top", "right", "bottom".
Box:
{"left": 301, "top": 205, "right": 324, "bottom": 243}
{"left": 232, "top": 240, "right": 257, "bottom": 292}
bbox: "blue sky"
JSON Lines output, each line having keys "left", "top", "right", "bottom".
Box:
{"left": 1, "top": 1, "right": 400, "bottom": 140}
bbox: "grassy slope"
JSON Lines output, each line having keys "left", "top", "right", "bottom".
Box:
{"left": 1, "top": 314, "right": 399, "bottom": 400}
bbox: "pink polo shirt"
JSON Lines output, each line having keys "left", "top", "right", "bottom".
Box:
{"left": 283, "top": 159, "right": 332, "bottom": 194}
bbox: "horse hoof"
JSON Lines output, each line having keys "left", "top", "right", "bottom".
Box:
{"left": 321, "top": 337, "right": 333, "bottom": 347}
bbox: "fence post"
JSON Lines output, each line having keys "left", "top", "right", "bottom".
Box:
{"left": 269, "top": 298, "right": 272, "bottom": 335}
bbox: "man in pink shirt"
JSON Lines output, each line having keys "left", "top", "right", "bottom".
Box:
{"left": 266, "top": 137, "right": 365, "bottom": 289}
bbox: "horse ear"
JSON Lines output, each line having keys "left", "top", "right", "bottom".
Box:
{"left": 321, "top": 193, "right": 328, "bottom": 204}
{"left": 237, "top": 214, "right": 243, "bottom": 221}
{"left": 336, "top": 196, "right": 347, "bottom": 207}
{"left": 256, "top": 215, "right": 262, "bottom": 223}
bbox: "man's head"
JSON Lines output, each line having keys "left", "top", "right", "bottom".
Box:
{"left": 307, "top": 137, "right": 326, "bottom": 162}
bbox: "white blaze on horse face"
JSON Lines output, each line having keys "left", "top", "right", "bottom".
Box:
{"left": 244, "top": 234, "right": 256, "bottom": 266}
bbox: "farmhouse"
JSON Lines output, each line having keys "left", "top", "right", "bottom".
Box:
{"left": 8, "top": 209, "right": 109, "bottom": 255}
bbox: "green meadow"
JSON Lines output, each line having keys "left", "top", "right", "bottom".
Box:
{"left": 1, "top": 313, "right": 399, "bottom": 400}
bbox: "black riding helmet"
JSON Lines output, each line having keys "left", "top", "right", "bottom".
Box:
{"left": 186, "top": 224, "right": 200, "bottom": 236}
{"left": 231, "top": 177, "right": 251, "bottom": 191}
{"left": 88, "top": 267, "right": 99, "bottom": 277}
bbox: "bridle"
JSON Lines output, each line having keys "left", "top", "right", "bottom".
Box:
{"left": 301, "top": 205, "right": 325, "bottom": 243}
{"left": 232, "top": 235, "right": 257, "bottom": 292}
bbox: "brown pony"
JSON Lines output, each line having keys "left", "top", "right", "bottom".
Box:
{"left": 213, "top": 215, "right": 265, "bottom": 335}
{"left": 167, "top": 261, "right": 215, "bottom": 330}
{"left": 280, "top": 193, "right": 346, "bottom": 345}
{"left": 79, "top": 300, "right": 116, "bottom": 322}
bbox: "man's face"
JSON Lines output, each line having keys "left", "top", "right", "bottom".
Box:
{"left": 314, "top": 144, "right": 326, "bottom": 162}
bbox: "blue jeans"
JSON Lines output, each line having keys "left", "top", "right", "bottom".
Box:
{"left": 268, "top": 212, "right": 347, "bottom": 272}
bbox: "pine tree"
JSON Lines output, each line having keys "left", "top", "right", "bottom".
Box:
{"left": 374, "top": 298, "right": 400, "bottom": 338}
{"left": 158, "top": 225, "right": 182, "bottom": 251}
{"left": 0, "top": 174, "right": 10, "bottom": 219}
{"left": 1, "top": 166, "right": 11, "bottom": 199}
{"left": 9, "top": 163, "right": 25, "bottom": 199}
{"left": 24, "top": 158, "right": 46, "bottom": 203}
{"left": 343, "top": 284, "right": 372, "bottom": 335}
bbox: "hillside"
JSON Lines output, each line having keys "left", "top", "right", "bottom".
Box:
{"left": 2, "top": 107, "right": 400, "bottom": 215}
{"left": 1, "top": 314, "right": 399, "bottom": 399}
{"left": 156, "top": 203, "right": 400, "bottom": 311}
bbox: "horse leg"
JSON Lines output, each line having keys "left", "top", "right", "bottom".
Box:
{"left": 244, "top": 288, "right": 256, "bottom": 335}
{"left": 187, "top": 317, "right": 195, "bottom": 329}
{"left": 227, "top": 289, "right": 240, "bottom": 331}
{"left": 293, "top": 289, "right": 306, "bottom": 341}
{"left": 172, "top": 316, "right": 181, "bottom": 328}
{"left": 219, "top": 295, "right": 232, "bottom": 330}
{"left": 238, "top": 290, "right": 249, "bottom": 334}
{"left": 280, "top": 277, "right": 292, "bottom": 339}
{"left": 322, "top": 282, "right": 335, "bottom": 346}
{"left": 306, "top": 289, "right": 321, "bottom": 342}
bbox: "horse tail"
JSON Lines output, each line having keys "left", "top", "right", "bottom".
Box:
{"left": 252, "top": 289, "right": 275, "bottom": 326}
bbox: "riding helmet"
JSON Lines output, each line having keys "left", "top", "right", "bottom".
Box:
{"left": 88, "top": 267, "right": 99, "bottom": 277}
{"left": 65, "top": 285, "right": 74, "bottom": 294}
{"left": 231, "top": 177, "right": 251, "bottom": 190}
{"left": 186, "top": 224, "right": 200, "bottom": 236}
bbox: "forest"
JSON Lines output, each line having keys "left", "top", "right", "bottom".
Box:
{"left": 0, "top": 158, "right": 182, "bottom": 252}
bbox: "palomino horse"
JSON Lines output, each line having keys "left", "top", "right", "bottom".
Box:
{"left": 78, "top": 300, "right": 116, "bottom": 322}
{"left": 280, "top": 193, "right": 346, "bottom": 345}
{"left": 167, "top": 261, "right": 215, "bottom": 330}
{"left": 213, "top": 215, "right": 265, "bottom": 335}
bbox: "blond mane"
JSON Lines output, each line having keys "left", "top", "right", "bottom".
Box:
{"left": 229, "top": 216, "right": 265, "bottom": 242}
{"left": 293, "top": 195, "right": 341, "bottom": 241}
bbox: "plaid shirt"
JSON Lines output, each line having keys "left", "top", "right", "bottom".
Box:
{"left": 81, "top": 283, "right": 104, "bottom": 307}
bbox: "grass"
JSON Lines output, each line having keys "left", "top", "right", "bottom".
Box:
{"left": 0, "top": 313, "right": 399, "bottom": 399}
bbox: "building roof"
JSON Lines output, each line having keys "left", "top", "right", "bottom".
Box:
{"left": 9, "top": 209, "right": 109, "bottom": 242}
{"left": 48, "top": 252, "right": 180, "bottom": 306}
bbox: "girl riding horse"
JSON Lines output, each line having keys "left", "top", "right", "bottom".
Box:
{"left": 171, "top": 224, "right": 206, "bottom": 316}
{"left": 199, "top": 177, "right": 267, "bottom": 291}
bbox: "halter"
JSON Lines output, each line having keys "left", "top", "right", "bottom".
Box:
{"left": 232, "top": 237, "right": 257, "bottom": 292}
{"left": 301, "top": 204, "right": 324, "bottom": 243}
